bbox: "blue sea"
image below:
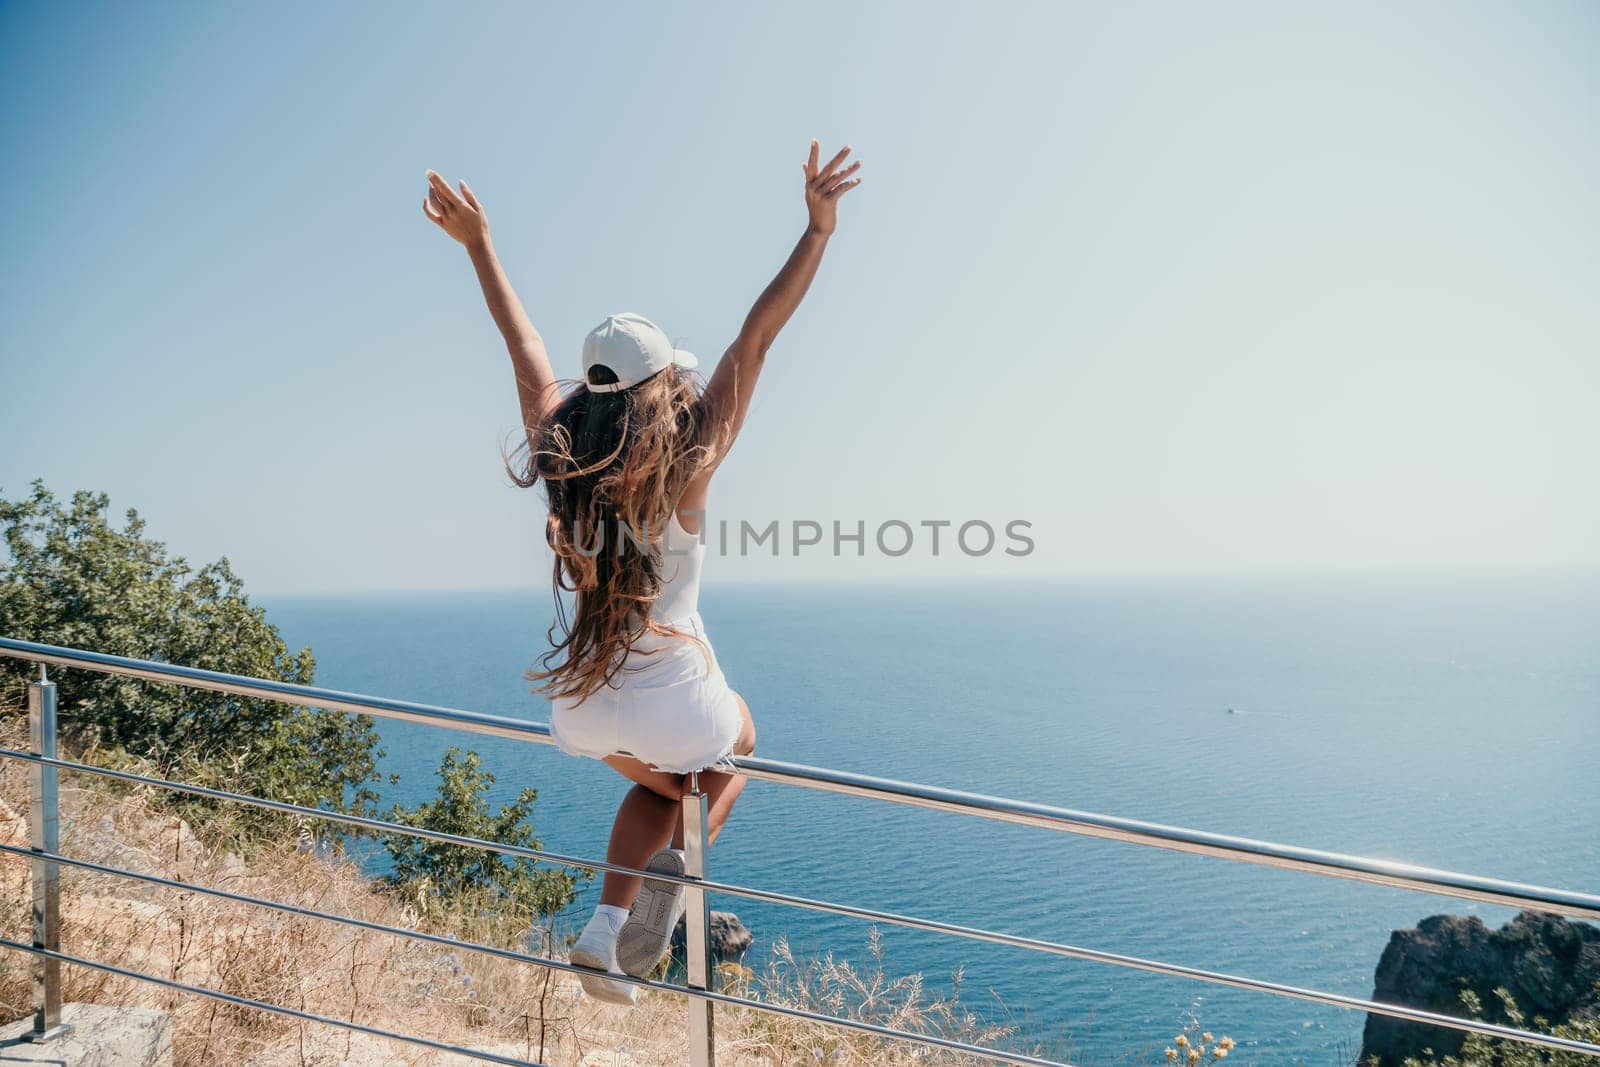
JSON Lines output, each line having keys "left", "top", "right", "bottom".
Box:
{"left": 260, "top": 571, "right": 1600, "bottom": 1065}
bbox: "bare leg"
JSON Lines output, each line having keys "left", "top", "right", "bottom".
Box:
{"left": 672, "top": 768, "right": 744, "bottom": 850}
{"left": 672, "top": 692, "right": 757, "bottom": 850}
{"left": 596, "top": 760, "right": 684, "bottom": 908}
{"left": 596, "top": 694, "right": 757, "bottom": 904}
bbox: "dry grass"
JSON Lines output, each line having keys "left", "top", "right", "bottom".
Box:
{"left": 0, "top": 706, "right": 1078, "bottom": 1066}
{"left": 718, "top": 929, "right": 1029, "bottom": 1064}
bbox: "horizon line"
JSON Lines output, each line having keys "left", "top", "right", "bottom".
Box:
{"left": 253, "top": 560, "right": 1600, "bottom": 599}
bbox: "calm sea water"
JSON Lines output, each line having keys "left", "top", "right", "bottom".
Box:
{"left": 260, "top": 572, "right": 1599, "bottom": 1065}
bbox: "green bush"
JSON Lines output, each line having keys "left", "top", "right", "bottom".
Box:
{"left": 383, "top": 747, "right": 585, "bottom": 922}
{"left": 1401, "top": 983, "right": 1600, "bottom": 1067}
{"left": 0, "top": 479, "right": 386, "bottom": 832}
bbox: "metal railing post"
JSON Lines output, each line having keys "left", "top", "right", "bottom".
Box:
{"left": 27, "top": 665, "right": 69, "bottom": 1040}
{"left": 682, "top": 770, "right": 715, "bottom": 1067}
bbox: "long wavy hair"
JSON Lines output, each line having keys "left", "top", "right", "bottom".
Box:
{"left": 504, "top": 360, "right": 732, "bottom": 702}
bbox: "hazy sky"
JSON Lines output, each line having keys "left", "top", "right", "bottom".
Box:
{"left": 3, "top": 1, "right": 1596, "bottom": 593}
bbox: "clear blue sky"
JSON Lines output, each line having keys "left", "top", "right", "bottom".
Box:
{"left": 3, "top": 1, "right": 1596, "bottom": 593}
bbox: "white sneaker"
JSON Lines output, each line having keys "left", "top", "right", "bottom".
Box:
{"left": 617, "top": 848, "right": 688, "bottom": 978}
{"left": 569, "top": 922, "right": 638, "bottom": 1006}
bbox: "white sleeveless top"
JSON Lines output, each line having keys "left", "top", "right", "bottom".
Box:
{"left": 651, "top": 511, "right": 705, "bottom": 624}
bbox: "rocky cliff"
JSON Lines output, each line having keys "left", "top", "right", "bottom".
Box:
{"left": 1360, "top": 911, "right": 1600, "bottom": 1066}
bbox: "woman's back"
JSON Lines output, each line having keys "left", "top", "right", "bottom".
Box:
{"left": 617, "top": 510, "right": 713, "bottom": 683}
{"left": 651, "top": 511, "right": 704, "bottom": 625}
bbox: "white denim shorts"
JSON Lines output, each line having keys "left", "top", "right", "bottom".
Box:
{"left": 548, "top": 612, "right": 744, "bottom": 774}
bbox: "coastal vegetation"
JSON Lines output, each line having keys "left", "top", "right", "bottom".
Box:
{"left": 1, "top": 480, "right": 584, "bottom": 918}
{"left": 0, "top": 480, "right": 386, "bottom": 837}
{"left": 384, "top": 746, "right": 583, "bottom": 924}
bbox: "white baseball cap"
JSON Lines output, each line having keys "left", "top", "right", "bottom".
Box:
{"left": 582, "top": 312, "right": 698, "bottom": 393}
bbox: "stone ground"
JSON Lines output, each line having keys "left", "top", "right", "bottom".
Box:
{"left": 0, "top": 1002, "right": 171, "bottom": 1067}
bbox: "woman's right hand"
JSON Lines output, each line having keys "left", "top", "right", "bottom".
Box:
{"left": 423, "top": 169, "right": 490, "bottom": 248}
{"left": 802, "top": 140, "right": 862, "bottom": 236}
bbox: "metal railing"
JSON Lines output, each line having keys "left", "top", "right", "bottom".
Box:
{"left": 0, "top": 635, "right": 1596, "bottom": 1066}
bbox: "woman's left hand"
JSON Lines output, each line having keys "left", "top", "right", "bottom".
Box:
{"left": 423, "top": 169, "right": 490, "bottom": 248}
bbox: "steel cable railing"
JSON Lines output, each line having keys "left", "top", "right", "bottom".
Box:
{"left": 6, "top": 835, "right": 1600, "bottom": 1061}
{"left": 6, "top": 746, "right": 1600, "bottom": 1057}
{"left": 1, "top": 635, "right": 1597, "bottom": 1066}
{"left": 2, "top": 637, "right": 1595, "bottom": 920}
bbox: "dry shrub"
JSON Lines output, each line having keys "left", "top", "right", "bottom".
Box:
{"left": 713, "top": 927, "right": 1031, "bottom": 1066}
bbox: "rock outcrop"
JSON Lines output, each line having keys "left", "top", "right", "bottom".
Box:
{"left": 671, "top": 909, "right": 755, "bottom": 961}
{"left": 1360, "top": 911, "right": 1600, "bottom": 1066}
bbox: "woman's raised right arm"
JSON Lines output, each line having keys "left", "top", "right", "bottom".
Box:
{"left": 423, "top": 170, "right": 560, "bottom": 442}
